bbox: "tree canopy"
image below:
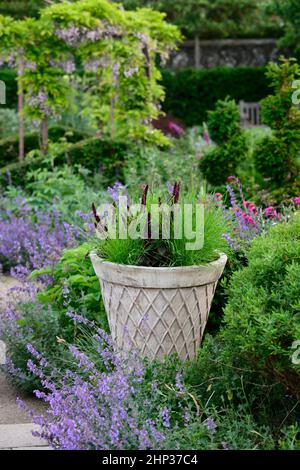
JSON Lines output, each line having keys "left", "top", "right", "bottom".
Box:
{"left": 0, "top": 0, "right": 181, "bottom": 150}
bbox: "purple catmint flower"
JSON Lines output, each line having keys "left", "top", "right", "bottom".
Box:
{"left": 107, "top": 182, "right": 129, "bottom": 204}
{"left": 206, "top": 417, "right": 217, "bottom": 432}
{"left": 184, "top": 410, "right": 190, "bottom": 427}
{"left": 161, "top": 407, "right": 170, "bottom": 428}
{"left": 166, "top": 181, "right": 174, "bottom": 195}
{"left": 0, "top": 200, "right": 80, "bottom": 280}
{"left": 22, "top": 323, "right": 167, "bottom": 450}
{"left": 175, "top": 372, "right": 185, "bottom": 393}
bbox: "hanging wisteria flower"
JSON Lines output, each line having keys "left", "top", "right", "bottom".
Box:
{"left": 49, "top": 58, "right": 76, "bottom": 74}
{"left": 123, "top": 66, "right": 139, "bottom": 78}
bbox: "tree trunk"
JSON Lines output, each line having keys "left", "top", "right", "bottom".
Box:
{"left": 41, "top": 117, "right": 48, "bottom": 155}
{"left": 18, "top": 61, "right": 25, "bottom": 161}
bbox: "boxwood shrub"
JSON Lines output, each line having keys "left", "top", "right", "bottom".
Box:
{"left": 221, "top": 213, "right": 300, "bottom": 398}
{"left": 0, "top": 125, "right": 89, "bottom": 167}
{"left": 0, "top": 138, "right": 129, "bottom": 187}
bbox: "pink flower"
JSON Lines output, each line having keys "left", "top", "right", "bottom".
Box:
{"left": 242, "top": 213, "right": 255, "bottom": 225}
{"left": 265, "top": 206, "right": 278, "bottom": 218}
{"left": 203, "top": 123, "right": 211, "bottom": 145}
{"left": 215, "top": 192, "right": 222, "bottom": 201}
{"left": 227, "top": 176, "right": 238, "bottom": 183}
{"left": 265, "top": 206, "right": 274, "bottom": 216}
{"left": 168, "top": 121, "right": 184, "bottom": 136}
{"left": 293, "top": 196, "right": 300, "bottom": 205}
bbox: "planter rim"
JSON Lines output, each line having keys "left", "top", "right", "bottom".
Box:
{"left": 90, "top": 252, "right": 227, "bottom": 289}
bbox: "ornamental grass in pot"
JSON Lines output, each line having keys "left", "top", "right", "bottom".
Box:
{"left": 90, "top": 183, "right": 228, "bottom": 360}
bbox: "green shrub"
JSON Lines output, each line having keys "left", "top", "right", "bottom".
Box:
{"left": 161, "top": 67, "right": 269, "bottom": 126}
{"left": 0, "top": 155, "right": 46, "bottom": 188}
{"left": 54, "top": 138, "right": 128, "bottom": 185}
{"left": 124, "top": 128, "right": 203, "bottom": 191}
{"left": 221, "top": 212, "right": 300, "bottom": 398}
{"left": 200, "top": 98, "right": 248, "bottom": 186}
{"left": 0, "top": 125, "right": 89, "bottom": 168}
{"left": 0, "top": 134, "right": 39, "bottom": 167}
{"left": 0, "top": 108, "right": 19, "bottom": 139}
{"left": 253, "top": 59, "right": 300, "bottom": 192}
{"left": 1, "top": 300, "right": 70, "bottom": 393}
{"left": 0, "top": 137, "right": 129, "bottom": 189}
{"left": 0, "top": 68, "right": 17, "bottom": 107}
{"left": 32, "top": 244, "right": 109, "bottom": 340}
{"left": 207, "top": 97, "right": 241, "bottom": 144}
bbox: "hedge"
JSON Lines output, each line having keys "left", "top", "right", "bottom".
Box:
{"left": 0, "top": 138, "right": 129, "bottom": 188}
{"left": 54, "top": 138, "right": 128, "bottom": 182}
{"left": 0, "top": 126, "right": 89, "bottom": 167}
{"left": 1, "top": 65, "right": 270, "bottom": 127}
{"left": 161, "top": 67, "right": 270, "bottom": 126}
{"left": 0, "top": 68, "right": 17, "bottom": 108}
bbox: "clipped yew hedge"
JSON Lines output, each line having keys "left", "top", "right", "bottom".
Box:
{"left": 0, "top": 137, "right": 129, "bottom": 188}
{"left": 161, "top": 66, "right": 270, "bottom": 126}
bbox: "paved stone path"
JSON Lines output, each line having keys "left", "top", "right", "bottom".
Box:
{"left": 0, "top": 275, "right": 50, "bottom": 450}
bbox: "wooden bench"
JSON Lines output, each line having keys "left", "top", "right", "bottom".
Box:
{"left": 239, "top": 100, "right": 261, "bottom": 127}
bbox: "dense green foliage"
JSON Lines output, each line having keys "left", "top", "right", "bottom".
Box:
{"left": 0, "top": 137, "right": 130, "bottom": 188}
{"left": 33, "top": 244, "right": 109, "bottom": 337}
{"left": 94, "top": 187, "right": 229, "bottom": 267}
{"left": 271, "top": 0, "right": 300, "bottom": 59}
{"left": 0, "top": 68, "right": 17, "bottom": 107}
{"left": 254, "top": 59, "right": 300, "bottom": 198}
{"left": 119, "top": 0, "right": 281, "bottom": 38}
{"left": 0, "top": 126, "right": 89, "bottom": 167}
{"left": 221, "top": 212, "right": 300, "bottom": 398}
{"left": 161, "top": 67, "right": 270, "bottom": 126}
{"left": 0, "top": 66, "right": 270, "bottom": 126}
{"left": 0, "top": 1, "right": 44, "bottom": 19}
{"left": 200, "top": 98, "right": 247, "bottom": 186}
{"left": 0, "top": 0, "right": 180, "bottom": 147}
{"left": 124, "top": 128, "right": 203, "bottom": 191}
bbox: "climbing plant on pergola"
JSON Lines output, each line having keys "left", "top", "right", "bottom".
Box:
{"left": 0, "top": 0, "right": 181, "bottom": 158}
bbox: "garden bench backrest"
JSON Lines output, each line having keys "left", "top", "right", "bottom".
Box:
{"left": 239, "top": 100, "right": 261, "bottom": 127}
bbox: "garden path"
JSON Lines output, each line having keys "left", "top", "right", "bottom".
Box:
{"left": 0, "top": 275, "right": 50, "bottom": 450}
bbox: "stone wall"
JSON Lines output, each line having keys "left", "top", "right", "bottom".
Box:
{"left": 169, "top": 38, "right": 284, "bottom": 69}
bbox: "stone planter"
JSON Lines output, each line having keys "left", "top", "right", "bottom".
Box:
{"left": 90, "top": 253, "right": 227, "bottom": 361}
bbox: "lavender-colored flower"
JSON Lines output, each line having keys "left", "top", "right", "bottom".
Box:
{"left": 166, "top": 181, "right": 174, "bottom": 195}
{"left": 20, "top": 320, "right": 167, "bottom": 450}
{"left": 205, "top": 417, "right": 217, "bottom": 432}
{"left": 107, "top": 182, "right": 129, "bottom": 204}
{"left": 50, "top": 58, "right": 76, "bottom": 74}
{"left": 175, "top": 371, "right": 185, "bottom": 393}
{"left": 161, "top": 407, "right": 170, "bottom": 428}
{"left": 123, "top": 66, "right": 139, "bottom": 78}
{"left": 0, "top": 199, "right": 80, "bottom": 280}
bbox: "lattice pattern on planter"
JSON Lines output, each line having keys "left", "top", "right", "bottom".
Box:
{"left": 100, "top": 280, "right": 217, "bottom": 360}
